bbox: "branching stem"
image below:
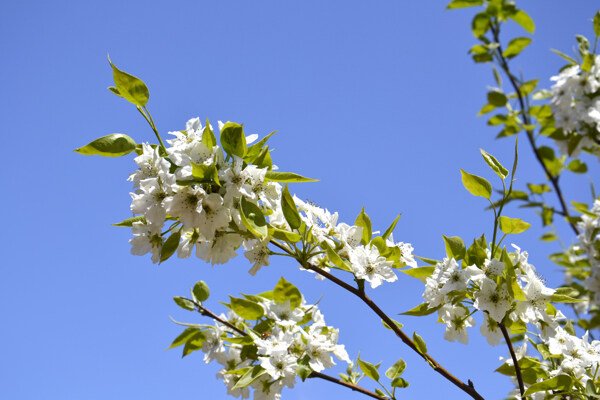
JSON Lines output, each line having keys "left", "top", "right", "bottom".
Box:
{"left": 499, "top": 322, "right": 526, "bottom": 399}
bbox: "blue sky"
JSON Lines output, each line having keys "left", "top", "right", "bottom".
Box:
{"left": 1, "top": 1, "right": 599, "bottom": 399}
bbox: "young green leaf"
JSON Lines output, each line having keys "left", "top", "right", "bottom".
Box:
{"left": 193, "top": 281, "right": 210, "bottom": 303}
{"left": 382, "top": 214, "right": 401, "bottom": 240}
{"left": 112, "top": 215, "right": 146, "bottom": 227}
{"left": 273, "top": 277, "right": 302, "bottom": 310}
{"left": 502, "top": 37, "right": 532, "bottom": 59}
{"left": 108, "top": 56, "right": 149, "bottom": 107}
{"left": 391, "top": 377, "right": 410, "bottom": 388}
{"left": 167, "top": 326, "right": 203, "bottom": 350}
{"left": 460, "top": 169, "right": 492, "bottom": 199}
{"left": 413, "top": 332, "right": 427, "bottom": 354}
{"left": 281, "top": 185, "right": 302, "bottom": 229}
{"left": 446, "top": 0, "right": 483, "bottom": 9}
{"left": 442, "top": 235, "right": 466, "bottom": 260}
{"left": 358, "top": 359, "right": 380, "bottom": 382}
{"left": 487, "top": 91, "right": 508, "bottom": 107}
{"left": 385, "top": 358, "right": 406, "bottom": 379}
{"left": 509, "top": 9, "right": 535, "bottom": 34}
{"left": 354, "top": 207, "right": 372, "bottom": 245}
{"left": 202, "top": 119, "right": 217, "bottom": 149}
{"left": 74, "top": 133, "right": 137, "bottom": 157}
{"left": 523, "top": 375, "right": 572, "bottom": 396}
{"left": 400, "top": 267, "right": 435, "bottom": 283}
{"left": 264, "top": 171, "right": 318, "bottom": 183}
{"left": 471, "top": 12, "right": 491, "bottom": 38}
{"left": 173, "top": 296, "right": 196, "bottom": 311}
{"left": 499, "top": 216, "right": 531, "bottom": 234}
{"left": 229, "top": 296, "right": 264, "bottom": 320}
{"left": 232, "top": 365, "right": 268, "bottom": 389}
{"left": 191, "top": 162, "right": 220, "bottom": 186}
{"left": 269, "top": 226, "right": 302, "bottom": 243}
{"left": 220, "top": 122, "right": 247, "bottom": 158}
{"left": 240, "top": 197, "right": 268, "bottom": 239}
{"left": 480, "top": 149, "right": 508, "bottom": 179}
{"left": 594, "top": 11, "right": 600, "bottom": 37}
{"left": 160, "top": 230, "right": 181, "bottom": 263}
{"left": 567, "top": 159, "right": 588, "bottom": 174}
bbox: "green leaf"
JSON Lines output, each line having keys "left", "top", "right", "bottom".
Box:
{"left": 460, "top": 169, "right": 492, "bottom": 199}
{"left": 253, "top": 146, "right": 273, "bottom": 170}
{"left": 442, "top": 235, "right": 466, "bottom": 261}
{"left": 167, "top": 327, "right": 203, "bottom": 350}
{"left": 532, "top": 89, "right": 552, "bottom": 100}
{"left": 499, "top": 216, "right": 531, "bottom": 234}
{"left": 233, "top": 365, "right": 267, "bottom": 389}
{"left": 550, "top": 48, "right": 577, "bottom": 65}
{"left": 567, "top": 159, "right": 588, "bottom": 174}
{"left": 478, "top": 103, "right": 497, "bottom": 116}
{"left": 416, "top": 256, "right": 440, "bottom": 266}
{"left": 273, "top": 277, "right": 302, "bottom": 310}
{"left": 296, "top": 356, "right": 312, "bottom": 382}
{"left": 382, "top": 319, "right": 404, "bottom": 331}
{"left": 502, "top": 37, "right": 531, "bottom": 59}
{"left": 192, "top": 281, "right": 210, "bottom": 303}
{"left": 523, "top": 375, "right": 572, "bottom": 396}
{"left": 108, "top": 56, "right": 150, "bottom": 107}
{"left": 487, "top": 91, "right": 508, "bottom": 107}
{"left": 269, "top": 226, "right": 302, "bottom": 243}
{"left": 391, "top": 377, "right": 410, "bottom": 388}
{"left": 446, "top": 0, "right": 482, "bottom": 9}
{"left": 220, "top": 122, "right": 247, "bottom": 158}
{"left": 385, "top": 358, "right": 406, "bottom": 379}
{"left": 519, "top": 79, "right": 539, "bottom": 96}
{"left": 480, "top": 149, "right": 508, "bottom": 179}
{"left": 595, "top": 11, "right": 600, "bottom": 37}
{"left": 472, "top": 12, "right": 491, "bottom": 38}
{"left": 74, "top": 133, "right": 137, "bottom": 157}
{"left": 264, "top": 171, "right": 318, "bottom": 183}
{"left": 358, "top": 359, "right": 380, "bottom": 382}
{"left": 413, "top": 332, "right": 427, "bottom": 354}
{"left": 191, "top": 162, "right": 220, "bottom": 186}
{"left": 321, "top": 241, "right": 353, "bottom": 272}
{"left": 527, "top": 183, "right": 551, "bottom": 194}
{"left": 173, "top": 296, "right": 196, "bottom": 311}
{"left": 400, "top": 267, "right": 435, "bottom": 283}
{"left": 202, "top": 119, "right": 217, "bottom": 148}
{"left": 382, "top": 214, "right": 401, "bottom": 241}
{"left": 229, "top": 296, "right": 264, "bottom": 320}
{"left": 281, "top": 185, "right": 302, "bottom": 229}
{"left": 582, "top": 53, "right": 595, "bottom": 72}
{"left": 107, "top": 86, "right": 122, "bottom": 97}
{"left": 354, "top": 207, "right": 372, "bottom": 245}
{"left": 551, "top": 294, "right": 585, "bottom": 303}
{"left": 400, "top": 302, "right": 440, "bottom": 316}
{"left": 245, "top": 131, "right": 277, "bottom": 163}
{"left": 160, "top": 230, "right": 181, "bottom": 263}
{"left": 509, "top": 9, "right": 535, "bottom": 34}
{"left": 240, "top": 197, "right": 268, "bottom": 239}
{"left": 112, "top": 215, "right": 146, "bottom": 227}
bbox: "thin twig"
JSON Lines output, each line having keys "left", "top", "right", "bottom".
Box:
{"left": 189, "top": 297, "right": 387, "bottom": 400}
{"left": 490, "top": 23, "right": 580, "bottom": 236}
{"left": 270, "top": 240, "right": 486, "bottom": 400}
{"left": 499, "top": 322, "right": 526, "bottom": 399}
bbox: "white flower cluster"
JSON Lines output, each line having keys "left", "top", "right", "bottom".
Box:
{"left": 421, "top": 246, "right": 561, "bottom": 346}
{"left": 127, "top": 118, "right": 280, "bottom": 273}
{"left": 578, "top": 199, "right": 600, "bottom": 305}
{"left": 293, "top": 197, "right": 417, "bottom": 288}
{"left": 550, "top": 56, "right": 600, "bottom": 156}
{"left": 198, "top": 297, "right": 350, "bottom": 400}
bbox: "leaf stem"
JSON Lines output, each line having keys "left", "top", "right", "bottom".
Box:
{"left": 137, "top": 105, "right": 167, "bottom": 151}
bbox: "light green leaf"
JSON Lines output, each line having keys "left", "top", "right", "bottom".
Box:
{"left": 233, "top": 365, "right": 267, "bottom": 389}
{"left": 220, "top": 122, "right": 247, "bottom": 158}
{"left": 112, "top": 215, "right": 146, "bottom": 227}
{"left": 472, "top": 12, "right": 491, "bottom": 38}
{"left": 191, "top": 162, "right": 220, "bottom": 186}
{"left": 229, "top": 296, "right": 264, "bottom": 320}
{"left": 527, "top": 183, "right": 551, "bottom": 194}
{"left": 400, "top": 303, "right": 440, "bottom": 316}
{"left": 264, "top": 171, "right": 318, "bottom": 183}
{"left": 193, "top": 281, "right": 210, "bottom": 303}
{"left": 167, "top": 327, "right": 203, "bottom": 350}
{"left": 480, "top": 149, "right": 508, "bottom": 179}
{"left": 381, "top": 319, "right": 404, "bottom": 331}
{"left": 551, "top": 294, "right": 585, "bottom": 303}
{"left": 502, "top": 37, "right": 532, "bottom": 59}
{"left": 550, "top": 48, "right": 577, "bottom": 65}
{"left": 509, "top": 9, "right": 535, "bottom": 33}
{"left": 460, "top": 169, "right": 492, "bottom": 199}
{"left": 74, "top": 133, "right": 137, "bottom": 157}
{"left": 240, "top": 197, "right": 268, "bottom": 239}
{"left": 273, "top": 277, "right": 302, "bottom": 310}
{"left": 321, "top": 241, "right": 353, "bottom": 272}
{"left": 443, "top": 235, "right": 466, "bottom": 260}
{"left": 269, "top": 226, "right": 302, "bottom": 243}
{"left": 202, "top": 119, "right": 217, "bottom": 149}
{"left": 567, "top": 159, "right": 588, "bottom": 174}
{"left": 391, "top": 377, "right": 410, "bottom": 388}
{"left": 413, "top": 332, "right": 427, "bottom": 354}
{"left": 160, "top": 230, "right": 181, "bottom": 263}
{"left": 401, "top": 267, "right": 434, "bottom": 283}
{"left": 523, "top": 375, "right": 572, "bottom": 396}
{"left": 253, "top": 146, "right": 273, "bottom": 170}
{"left": 108, "top": 56, "right": 149, "bottom": 107}
{"left": 358, "top": 359, "right": 380, "bottom": 382}
{"left": 385, "top": 358, "right": 406, "bottom": 379}
{"left": 245, "top": 131, "right": 277, "bottom": 163}
{"left": 499, "top": 216, "right": 531, "bottom": 234}
{"left": 446, "top": 0, "right": 482, "bottom": 9}
{"left": 281, "top": 185, "right": 301, "bottom": 229}
{"left": 354, "top": 207, "right": 372, "bottom": 245}
{"left": 296, "top": 356, "right": 312, "bottom": 382}
{"left": 595, "top": 11, "right": 600, "bottom": 37}
{"left": 173, "top": 296, "right": 196, "bottom": 311}
{"left": 519, "top": 79, "right": 539, "bottom": 96}
{"left": 532, "top": 89, "right": 552, "bottom": 100}
{"left": 382, "top": 214, "right": 401, "bottom": 241}
{"left": 107, "top": 86, "right": 122, "bottom": 97}
{"left": 487, "top": 91, "right": 508, "bottom": 107}
{"left": 477, "top": 103, "right": 497, "bottom": 116}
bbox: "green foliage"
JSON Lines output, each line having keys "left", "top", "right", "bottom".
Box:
{"left": 480, "top": 149, "right": 508, "bottom": 179}
{"left": 413, "top": 332, "right": 427, "bottom": 354}
{"left": 382, "top": 214, "right": 401, "bottom": 240}
{"left": 112, "top": 215, "right": 146, "bottom": 227}
{"left": 273, "top": 277, "right": 302, "bottom": 310}
{"left": 281, "top": 185, "right": 301, "bottom": 229}
{"left": 502, "top": 37, "right": 532, "bottom": 58}
{"left": 460, "top": 169, "right": 492, "bottom": 199}
{"left": 358, "top": 359, "right": 380, "bottom": 381}
{"left": 354, "top": 207, "right": 372, "bottom": 245}
{"left": 108, "top": 56, "right": 149, "bottom": 107}
{"left": 220, "top": 122, "right": 247, "bottom": 158}
{"left": 499, "top": 216, "right": 531, "bottom": 234}
{"left": 400, "top": 267, "right": 434, "bottom": 283}
{"left": 264, "top": 171, "right": 318, "bottom": 183}
{"left": 523, "top": 375, "right": 573, "bottom": 396}
{"left": 193, "top": 281, "right": 210, "bottom": 303}
{"left": 229, "top": 296, "right": 264, "bottom": 320}
{"left": 442, "top": 235, "right": 466, "bottom": 260}
{"left": 160, "top": 229, "right": 181, "bottom": 263}
{"left": 240, "top": 197, "right": 268, "bottom": 239}
{"left": 74, "top": 133, "right": 137, "bottom": 157}
{"left": 509, "top": 9, "right": 535, "bottom": 33}
{"left": 385, "top": 358, "right": 406, "bottom": 379}
{"left": 173, "top": 296, "right": 196, "bottom": 311}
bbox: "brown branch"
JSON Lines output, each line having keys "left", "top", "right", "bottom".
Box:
{"left": 270, "top": 240, "right": 485, "bottom": 400}
{"left": 490, "top": 23, "right": 580, "bottom": 236}
{"left": 499, "top": 323, "right": 526, "bottom": 399}
{"left": 189, "top": 297, "right": 387, "bottom": 400}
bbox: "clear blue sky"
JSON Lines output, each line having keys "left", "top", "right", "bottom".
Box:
{"left": 1, "top": 1, "right": 599, "bottom": 399}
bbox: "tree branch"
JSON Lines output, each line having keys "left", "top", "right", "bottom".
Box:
{"left": 490, "top": 22, "right": 580, "bottom": 236}
{"left": 270, "top": 240, "right": 486, "bottom": 400}
{"left": 499, "top": 322, "right": 526, "bottom": 399}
